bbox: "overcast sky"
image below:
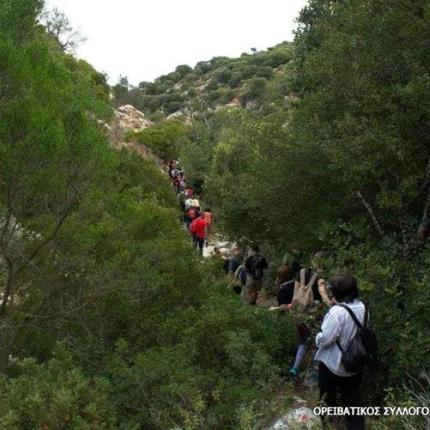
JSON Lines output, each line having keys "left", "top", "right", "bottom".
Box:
{"left": 46, "top": 0, "right": 308, "bottom": 86}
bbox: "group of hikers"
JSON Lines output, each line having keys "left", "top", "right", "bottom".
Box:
{"left": 167, "top": 160, "right": 213, "bottom": 254}
{"left": 167, "top": 159, "right": 375, "bottom": 430}
{"left": 224, "top": 247, "right": 376, "bottom": 430}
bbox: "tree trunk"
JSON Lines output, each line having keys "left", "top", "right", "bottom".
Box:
{"left": 356, "top": 190, "right": 385, "bottom": 237}
{"left": 422, "top": 158, "right": 430, "bottom": 221}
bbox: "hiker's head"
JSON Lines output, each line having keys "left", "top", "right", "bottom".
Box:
{"left": 277, "top": 266, "right": 294, "bottom": 284}
{"left": 311, "top": 251, "right": 326, "bottom": 269}
{"left": 331, "top": 275, "right": 359, "bottom": 304}
{"left": 251, "top": 244, "right": 260, "bottom": 254}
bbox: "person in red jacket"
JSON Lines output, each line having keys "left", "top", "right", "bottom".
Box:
{"left": 190, "top": 214, "right": 207, "bottom": 254}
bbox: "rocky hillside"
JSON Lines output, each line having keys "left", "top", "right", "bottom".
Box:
{"left": 112, "top": 42, "right": 296, "bottom": 120}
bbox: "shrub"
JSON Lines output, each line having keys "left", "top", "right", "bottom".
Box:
{"left": 228, "top": 71, "right": 244, "bottom": 88}
{"left": 256, "top": 66, "right": 274, "bottom": 79}
{"left": 0, "top": 350, "right": 116, "bottom": 429}
{"left": 240, "top": 77, "right": 268, "bottom": 105}
{"left": 213, "top": 66, "right": 233, "bottom": 84}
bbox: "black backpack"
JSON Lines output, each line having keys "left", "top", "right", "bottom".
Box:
{"left": 336, "top": 304, "right": 378, "bottom": 373}
{"left": 245, "top": 255, "right": 265, "bottom": 280}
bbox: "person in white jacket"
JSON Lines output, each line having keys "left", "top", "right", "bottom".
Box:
{"left": 315, "top": 275, "right": 366, "bottom": 430}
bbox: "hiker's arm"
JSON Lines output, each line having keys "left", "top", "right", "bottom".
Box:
{"left": 318, "top": 280, "right": 332, "bottom": 307}
{"left": 315, "top": 312, "right": 341, "bottom": 348}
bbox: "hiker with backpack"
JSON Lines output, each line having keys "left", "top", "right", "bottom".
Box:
{"left": 190, "top": 213, "right": 207, "bottom": 254}
{"left": 315, "top": 275, "right": 377, "bottom": 430}
{"left": 185, "top": 206, "right": 199, "bottom": 229}
{"left": 243, "top": 245, "right": 268, "bottom": 305}
{"left": 275, "top": 265, "right": 296, "bottom": 310}
{"left": 288, "top": 251, "right": 332, "bottom": 378}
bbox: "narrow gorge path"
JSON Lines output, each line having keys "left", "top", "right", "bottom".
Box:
{"left": 111, "top": 104, "right": 326, "bottom": 429}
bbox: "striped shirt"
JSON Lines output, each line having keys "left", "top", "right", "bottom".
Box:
{"left": 315, "top": 299, "right": 366, "bottom": 377}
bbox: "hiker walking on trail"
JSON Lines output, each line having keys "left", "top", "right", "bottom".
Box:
{"left": 315, "top": 275, "right": 369, "bottom": 430}
{"left": 243, "top": 245, "right": 268, "bottom": 305}
{"left": 269, "top": 265, "right": 295, "bottom": 310}
{"left": 185, "top": 206, "right": 199, "bottom": 229}
{"left": 174, "top": 173, "right": 184, "bottom": 194}
{"left": 190, "top": 213, "right": 207, "bottom": 254}
{"left": 178, "top": 190, "right": 187, "bottom": 212}
{"left": 289, "top": 251, "right": 332, "bottom": 378}
{"left": 168, "top": 160, "right": 176, "bottom": 177}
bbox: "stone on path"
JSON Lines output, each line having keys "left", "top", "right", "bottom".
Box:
{"left": 269, "top": 406, "right": 322, "bottom": 430}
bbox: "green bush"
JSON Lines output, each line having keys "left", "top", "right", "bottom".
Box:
{"left": 0, "top": 350, "right": 116, "bottom": 429}
{"left": 134, "top": 120, "right": 190, "bottom": 160}
{"left": 240, "top": 77, "right": 268, "bottom": 105}
{"left": 213, "top": 66, "right": 233, "bottom": 84}
{"left": 208, "top": 88, "right": 234, "bottom": 105}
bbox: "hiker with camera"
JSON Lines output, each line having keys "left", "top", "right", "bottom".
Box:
{"left": 315, "top": 275, "right": 377, "bottom": 430}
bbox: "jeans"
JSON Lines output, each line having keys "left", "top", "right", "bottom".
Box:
{"left": 292, "top": 336, "right": 309, "bottom": 370}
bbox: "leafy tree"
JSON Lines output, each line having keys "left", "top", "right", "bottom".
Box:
{"left": 293, "top": 0, "right": 430, "bottom": 239}
{"left": 134, "top": 121, "right": 190, "bottom": 160}
{"left": 175, "top": 64, "right": 193, "bottom": 78}
{"left": 41, "top": 6, "right": 86, "bottom": 52}
{"left": 112, "top": 75, "right": 130, "bottom": 107}
{"left": 0, "top": 0, "right": 111, "bottom": 371}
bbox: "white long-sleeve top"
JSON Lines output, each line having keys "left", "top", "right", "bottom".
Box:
{"left": 314, "top": 299, "right": 366, "bottom": 377}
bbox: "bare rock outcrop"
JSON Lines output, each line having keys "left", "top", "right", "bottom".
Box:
{"left": 114, "top": 104, "right": 152, "bottom": 134}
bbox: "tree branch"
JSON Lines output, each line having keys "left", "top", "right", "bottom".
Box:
{"left": 0, "top": 256, "right": 15, "bottom": 315}
{"left": 422, "top": 158, "right": 430, "bottom": 221}
{"left": 356, "top": 190, "right": 385, "bottom": 237}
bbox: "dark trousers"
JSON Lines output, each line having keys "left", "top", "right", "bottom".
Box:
{"left": 318, "top": 362, "right": 364, "bottom": 430}
{"left": 195, "top": 237, "right": 204, "bottom": 254}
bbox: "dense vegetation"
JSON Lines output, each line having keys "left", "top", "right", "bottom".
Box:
{"left": 120, "top": 1, "right": 430, "bottom": 428}
{"left": 0, "top": 1, "right": 299, "bottom": 428}
{"left": 2, "top": 0, "right": 430, "bottom": 428}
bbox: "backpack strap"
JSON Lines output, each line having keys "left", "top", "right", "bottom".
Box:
{"left": 335, "top": 303, "right": 368, "bottom": 353}
{"left": 300, "top": 268, "right": 306, "bottom": 286}
{"left": 307, "top": 271, "right": 319, "bottom": 289}
{"left": 336, "top": 303, "right": 365, "bottom": 329}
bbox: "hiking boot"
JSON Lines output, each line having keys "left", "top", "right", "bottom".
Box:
{"left": 289, "top": 367, "right": 299, "bottom": 379}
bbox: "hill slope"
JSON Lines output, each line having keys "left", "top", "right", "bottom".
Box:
{"left": 112, "top": 42, "right": 296, "bottom": 120}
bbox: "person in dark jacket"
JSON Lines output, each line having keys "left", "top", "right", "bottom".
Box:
{"left": 277, "top": 266, "right": 295, "bottom": 306}
{"left": 269, "top": 265, "right": 295, "bottom": 311}
{"left": 243, "top": 245, "right": 268, "bottom": 305}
